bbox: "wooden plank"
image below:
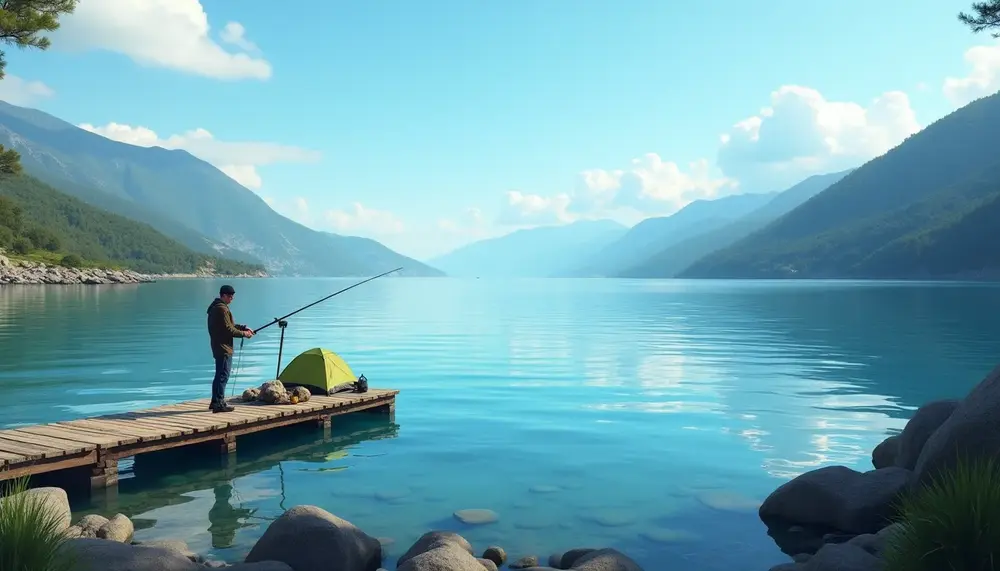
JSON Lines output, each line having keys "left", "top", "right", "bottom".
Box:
{"left": 0, "top": 430, "right": 94, "bottom": 455}
{"left": 0, "top": 437, "right": 61, "bottom": 461}
{"left": 57, "top": 419, "right": 164, "bottom": 441}
{"left": 16, "top": 425, "right": 126, "bottom": 447}
{"left": 0, "top": 450, "right": 25, "bottom": 465}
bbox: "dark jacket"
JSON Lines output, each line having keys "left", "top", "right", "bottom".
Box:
{"left": 207, "top": 298, "right": 247, "bottom": 358}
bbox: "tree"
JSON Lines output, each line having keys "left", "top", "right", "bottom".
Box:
{"left": 959, "top": 0, "right": 1000, "bottom": 36}
{"left": 0, "top": 145, "right": 20, "bottom": 175}
{"left": 0, "top": 0, "right": 79, "bottom": 80}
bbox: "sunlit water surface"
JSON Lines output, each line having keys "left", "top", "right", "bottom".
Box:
{"left": 1, "top": 278, "right": 998, "bottom": 570}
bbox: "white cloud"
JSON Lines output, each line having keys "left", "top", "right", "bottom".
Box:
{"left": 0, "top": 75, "right": 55, "bottom": 105}
{"left": 496, "top": 190, "right": 573, "bottom": 226}
{"left": 324, "top": 202, "right": 406, "bottom": 236}
{"left": 219, "top": 22, "right": 259, "bottom": 53}
{"left": 77, "top": 122, "right": 321, "bottom": 190}
{"left": 717, "top": 85, "right": 920, "bottom": 191}
{"left": 943, "top": 41, "right": 1000, "bottom": 107}
{"left": 574, "top": 153, "right": 736, "bottom": 214}
{"left": 53, "top": 0, "right": 271, "bottom": 81}
{"left": 437, "top": 207, "right": 486, "bottom": 234}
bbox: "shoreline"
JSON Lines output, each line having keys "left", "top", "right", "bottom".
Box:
{"left": 0, "top": 254, "right": 268, "bottom": 285}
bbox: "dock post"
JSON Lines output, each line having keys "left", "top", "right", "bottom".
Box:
{"left": 90, "top": 454, "right": 118, "bottom": 489}
{"left": 365, "top": 402, "right": 395, "bottom": 422}
{"left": 220, "top": 434, "right": 236, "bottom": 455}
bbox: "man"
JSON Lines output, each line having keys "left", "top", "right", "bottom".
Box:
{"left": 206, "top": 285, "right": 254, "bottom": 413}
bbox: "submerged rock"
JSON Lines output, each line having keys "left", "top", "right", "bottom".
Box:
{"left": 453, "top": 508, "right": 499, "bottom": 525}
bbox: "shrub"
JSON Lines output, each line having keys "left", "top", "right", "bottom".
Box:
{"left": 882, "top": 455, "right": 1000, "bottom": 571}
{"left": 24, "top": 227, "right": 60, "bottom": 252}
{"left": 0, "top": 477, "right": 77, "bottom": 571}
{"left": 59, "top": 254, "right": 82, "bottom": 268}
{"left": 0, "top": 225, "right": 12, "bottom": 248}
{"left": 10, "top": 235, "right": 31, "bottom": 255}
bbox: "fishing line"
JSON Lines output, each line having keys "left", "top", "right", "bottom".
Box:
{"left": 225, "top": 267, "right": 402, "bottom": 399}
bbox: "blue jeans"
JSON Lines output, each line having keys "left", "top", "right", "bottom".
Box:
{"left": 211, "top": 355, "right": 232, "bottom": 407}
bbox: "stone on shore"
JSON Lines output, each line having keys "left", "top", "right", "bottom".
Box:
{"left": 245, "top": 505, "right": 381, "bottom": 571}
{"left": 569, "top": 548, "right": 643, "bottom": 571}
{"left": 0, "top": 254, "right": 153, "bottom": 285}
{"left": 60, "top": 538, "right": 204, "bottom": 571}
{"left": 914, "top": 364, "right": 1000, "bottom": 482}
{"left": 76, "top": 514, "right": 110, "bottom": 538}
{"left": 509, "top": 555, "right": 539, "bottom": 568}
{"left": 759, "top": 465, "right": 912, "bottom": 534}
{"left": 2, "top": 486, "right": 72, "bottom": 533}
{"left": 871, "top": 435, "right": 899, "bottom": 469}
{"left": 396, "top": 531, "right": 482, "bottom": 571}
{"left": 894, "top": 399, "right": 959, "bottom": 470}
{"left": 482, "top": 545, "right": 506, "bottom": 566}
{"left": 477, "top": 558, "right": 499, "bottom": 571}
{"left": 97, "top": 513, "right": 135, "bottom": 543}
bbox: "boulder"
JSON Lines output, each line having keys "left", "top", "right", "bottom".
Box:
{"left": 894, "top": 399, "right": 959, "bottom": 470}
{"left": 258, "top": 381, "right": 290, "bottom": 405}
{"left": 569, "top": 548, "right": 643, "bottom": 570}
{"left": 759, "top": 465, "right": 912, "bottom": 534}
{"left": 4, "top": 487, "right": 72, "bottom": 533}
{"left": 397, "top": 531, "right": 475, "bottom": 569}
{"left": 60, "top": 538, "right": 203, "bottom": 571}
{"left": 559, "top": 548, "right": 598, "bottom": 569}
{"left": 242, "top": 388, "right": 261, "bottom": 402}
{"left": 98, "top": 513, "right": 135, "bottom": 543}
{"left": 76, "top": 514, "right": 110, "bottom": 538}
{"left": 478, "top": 558, "right": 499, "bottom": 571}
{"left": 510, "top": 555, "right": 540, "bottom": 569}
{"left": 482, "top": 545, "right": 506, "bottom": 566}
{"left": 244, "top": 505, "right": 381, "bottom": 571}
{"left": 290, "top": 386, "right": 311, "bottom": 403}
{"left": 871, "top": 435, "right": 900, "bottom": 469}
{"left": 914, "top": 366, "right": 1000, "bottom": 483}
{"left": 135, "top": 540, "right": 199, "bottom": 562}
{"left": 800, "top": 542, "right": 881, "bottom": 570}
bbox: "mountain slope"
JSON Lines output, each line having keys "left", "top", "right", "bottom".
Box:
{"left": 680, "top": 92, "right": 1000, "bottom": 279}
{"left": 621, "top": 169, "right": 853, "bottom": 278}
{"left": 0, "top": 101, "right": 442, "bottom": 277}
{"left": 562, "top": 192, "right": 777, "bottom": 277}
{"left": 430, "top": 219, "right": 628, "bottom": 277}
{"left": 0, "top": 173, "right": 266, "bottom": 275}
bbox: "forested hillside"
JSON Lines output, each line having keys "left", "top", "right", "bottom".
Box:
{"left": 0, "top": 173, "right": 266, "bottom": 275}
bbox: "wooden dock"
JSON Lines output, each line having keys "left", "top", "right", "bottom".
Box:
{"left": 0, "top": 389, "right": 397, "bottom": 489}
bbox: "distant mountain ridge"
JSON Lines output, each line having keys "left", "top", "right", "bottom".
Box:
{"left": 0, "top": 101, "right": 443, "bottom": 277}
{"left": 561, "top": 191, "right": 778, "bottom": 277}
{"left": 621, "top": 169, "right": 853, "bottom": 278}
{"left": 430, "top": 219, "right": 627, "bottom": 277}
{"left": 680, "top": 91, "right": 1000, "bottom": 280}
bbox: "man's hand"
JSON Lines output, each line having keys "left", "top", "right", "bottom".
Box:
{"left": 244, "top": 328, "right": 255, "bottom": 338}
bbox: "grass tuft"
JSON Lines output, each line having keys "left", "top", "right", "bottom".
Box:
{"left": 883, "top": 455, "right": 1000, "bottom": 571}
{"left": 0, "top": 477, "right": 77, "bottom": 571}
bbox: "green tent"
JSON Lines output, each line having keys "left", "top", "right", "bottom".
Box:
{"left": 278, "top": 347, "right": 359, "bottom": 396}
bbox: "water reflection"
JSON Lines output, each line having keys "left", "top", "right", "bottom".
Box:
{"left": 75, "top": 416, "right": 399, "bottom": 561}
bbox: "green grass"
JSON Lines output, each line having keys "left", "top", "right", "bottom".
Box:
{"left": 5, "top": 250, "right": 121, "bottom": 271}
{"left": 883, "top": 455, "right": 1000, "bottom": 571}
{"left": 0, "top": 477, "right": 78, "bottom": 571}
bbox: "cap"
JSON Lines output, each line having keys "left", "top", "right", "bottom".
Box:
{"left": 220, "top": 285, "right": 236, "bottom": 296}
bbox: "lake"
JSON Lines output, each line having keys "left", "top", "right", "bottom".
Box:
{"left": 1, "top": 278, "right": 998, "bottom": 570}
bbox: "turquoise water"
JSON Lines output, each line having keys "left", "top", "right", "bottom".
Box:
{"left": 1, "top": 278, "right": 999, "bottom": 569}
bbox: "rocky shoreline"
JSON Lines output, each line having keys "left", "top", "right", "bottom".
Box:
{"left": 14, "top": 487, "right": 644, "bottom": 571}
{"left": 0, "top": 254, "right": 267, "bottom": 285}
{"left": 758, "top": 362, "right": 1000, "bottom": 570}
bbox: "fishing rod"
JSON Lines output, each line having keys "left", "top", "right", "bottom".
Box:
{"left": 229, "top": 266, "right": 403, "bottom": 396}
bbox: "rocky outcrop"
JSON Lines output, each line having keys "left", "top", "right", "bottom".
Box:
{"left": 244, "top": 505, "right": 382, "bottom": 571}
{"left": 763, "top": 364, "right": 1000, "bottom": 571}
{"left": 1, "top": 486, "right": 72, "bottom": 533}
{"left": 0, "top": 254, "right": 153, "bottom": 285}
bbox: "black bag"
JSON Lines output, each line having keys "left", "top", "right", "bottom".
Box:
{"left": 354, "top": 374, "right": 369, "bottom": 393}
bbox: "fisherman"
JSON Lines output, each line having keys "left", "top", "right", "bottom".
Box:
{"left": 207, "top": 285, "right": 254, "bottom": 413}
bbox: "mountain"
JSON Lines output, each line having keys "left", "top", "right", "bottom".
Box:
{"left": 429, "top": 219, "right": 628, "bottom": 277}
{"left": 0, "top": 173, "right": 265, "bottom": 275}
{"left": 562, "top": 191, "right": 777, "bottom": 277}
{"left": 0, "top": 101, "right": 443, "bottom": 277}
{"left": 620, "top": 169, "right": 853, "bottom": 278}
{"left": 680, "top": 92, "right": 1000, "bottom": 280}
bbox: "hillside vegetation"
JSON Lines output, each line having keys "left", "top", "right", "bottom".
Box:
{"left": 0, "top": 101, "right": 442, "bottom": 277}
{"left": 680, "top": 91, "right": 1000, "bottom": 279}
{"left": 0, "top": 173, "right": 266, "bottom": 275}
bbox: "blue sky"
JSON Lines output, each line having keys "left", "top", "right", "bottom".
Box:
{"left": 1, "top": 0, "right": 997, "bottom": 260}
